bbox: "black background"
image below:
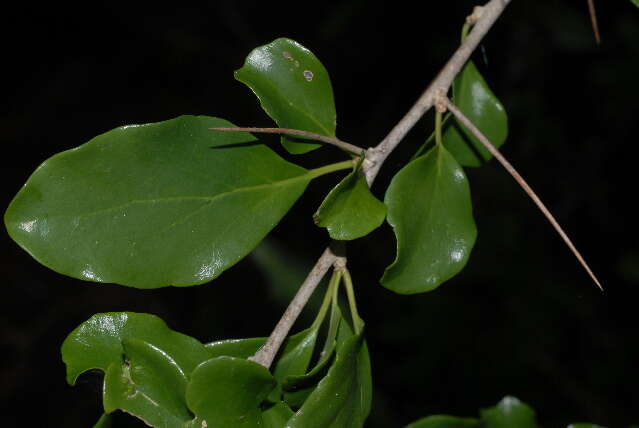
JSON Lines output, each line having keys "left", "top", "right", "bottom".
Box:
{"left": 2, "top": 1, "right": 638, "bottom": 427}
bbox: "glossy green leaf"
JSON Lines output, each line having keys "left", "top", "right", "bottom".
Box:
{"left": 102, "top": 339, "right": 192, "bottom": 427}
{"left": 443, "top": 60, "right": 508, "bottom": 167}
{"left": 382, "top": 144, "right": 477, "bottom": 294}
{"left": 404, "top": 415, "right": 479, "bottom": 428}
{"left": 286, "top": 327, "right": 371, "bottom": 428}
{"left": 205, "top": 337, "right": 266, "bottom": 359}
{"left": 263, "top": 402, "right": 294, "bottom": 428}
{"left": 480, "top": 396, "right": 538, "bottom": 428}
{"left": 314, "top": 162, "right": 386, "bottom": 240}
{"left": 235, "top": 38, "right": 337, "bottom": 154}
{"left": 5, "top": 115, "right": 311, "bottom": 288}
{"left": 186, "top": 356, "right": 276, "bottom": 427}
{"left": 62, "top": 312, "right": 210, "bottom": 385}
{"left": 93, "top": 414, "right": 113, "bottom": 428}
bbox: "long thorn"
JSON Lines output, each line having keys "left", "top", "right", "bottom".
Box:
{"left": 443, "top": 98, "right": 603, "bottom": 291}
{"left": 587, "top": 0, "right": 601, "bottom": 44}
{"left": 210, "top": 126, "right": 364, "bottom": 155}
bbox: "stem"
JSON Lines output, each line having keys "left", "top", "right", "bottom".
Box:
{"left": 210, "top": 127, "right": 365, "bottom": 155}
{"left": 443, "top": 97, "right": 603, "bottom": 291}
{"left": 340, "top": 268, "right": 364, "bottom": 334}
{"left": 308, "top": 160, "right": 354, "bottom": 179}
{"left": 435, "top": 110, "right": 444, "bottom": 147}
{"left": 365, "top": 0, "right": 512, "bottom": 185}
{"left": 249, "top": 245, "right": 342, "bottom": 368}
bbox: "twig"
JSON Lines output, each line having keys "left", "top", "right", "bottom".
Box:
{"left": 250, "top": 0, "right": 513, "bottom": 368}
{"left": 365, "top": 0, "right": 513, "bottom": 184}
{"left": 587, "top": 0, "right": 601, "bottom": 44}
{"left": 442, "top": 97, "right": 603, "bottom": 291}
{"left": 249, "top": 244, "right": 345, "bottom": 368}
{"left": 210, "top": 127, "right": 365, "bottom": 156}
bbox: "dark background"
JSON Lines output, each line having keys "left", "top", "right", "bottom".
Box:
{"left": 2, "top": 1, "right": 638, "bottom": 427}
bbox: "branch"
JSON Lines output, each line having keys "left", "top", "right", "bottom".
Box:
{"left": 249, "top": 244, "right": 345, "bottom": 368}
{"left": 442, "top": 97, "right": 603, "bottom": 291}
{"left": 250, "top": 0, "right": 513, "bottom": 368}
{"left": 365, "top": 0, "right": 512, "bottom": 184}
{"left": 210, "top": 127, "right": 365, "bottom": 155}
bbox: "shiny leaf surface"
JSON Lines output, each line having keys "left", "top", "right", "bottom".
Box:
{"left": 102, "top": 339, "right": 192, "bottom": 427}
{"left": 480, "top": 396, "right": 538, "bottom": 428}
{"left": 443, "top": 60, "right": 508, "bottom": 167}
{"left": 186, "top": 356, "right": 276, "bottom": 427}
{"left": 205, "top": 337, "right": 266, "bottom": 359}
{"left": 286, "top": 327, "right": 371, "bottom": 428}
{"left": 314, "top": 163, "right": 386, "bottom": 240}
{"left": 5, "top": 115, "right": 310, "bottom": 288}
{"left": 382, "top": 144, "right": 477, "bottom": 294}
{"left": 404, "top": 415, "right": 479, "bottom": 428}
{"left": 235, "top": 38, "right": 336, "bottom": 154}
{"left": 62, "top": 312, "right": 210, "bottom": 385}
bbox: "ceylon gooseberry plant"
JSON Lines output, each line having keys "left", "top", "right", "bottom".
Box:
{"left": 4, "top": 1, "right": 610, "bottom": 427}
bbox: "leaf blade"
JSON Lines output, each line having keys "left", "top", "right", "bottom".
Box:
{"left": 5, "top": 115, "right": 310, "bottom": 288}
{"left": 382, "top": 145, "right": 477, "bottom": 294}
{"left": 235, "top": 38, "right": 337, "bottom": 154}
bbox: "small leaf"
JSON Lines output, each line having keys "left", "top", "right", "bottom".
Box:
{"left": 5, "top": 115, "right": 311, "bottom": 288}
{"left": 62, "top": 312, "right": 210, "bottom": 385}
{"left": 205, "top": 337, "right": 266, "bottom": 359}
{"left": 314, "top": 161, "right": 386, "bottom": 240}
{"left": 404, "top": 415, "right": 479, "bottom": 428}
{"left": 263, "top": 402, "right": 294, "bottom": 428}
{"left": 443, "top": 60, "right": 508, "bottom": 167}
{"left": 382, "top": 144, "right": 477, "bottom": 294}
{"left": 102, "top": 339, "right": 192, "bottom": 427}
{"left": 186, "top": 356, "right": 276, "bottom": 427}
{"left": 235, "top": 38, "right": 337, "bottom": 154}
{"left": 480, "top": 396, "right": 538, "bottom": 428}
{"left": 286, "top": 327, "right": 371, "bottom": 428}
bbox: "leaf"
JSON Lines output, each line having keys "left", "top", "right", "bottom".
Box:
{"left": 404, "top": 415, "right": 479, "bottom": 428}
{"left": 382, "top": 144, "right": 477, "bottom": 294}
{"left": 479, "top": 396, "right": 538, "bottom": 428}
{"left": 314, "top": 161, "right": 386, "bottom": 240}
{"left": 185, "top": 356, "right": 276, "bottom": 428}
{"left": 62, "top": 312, "right": 210, "bottom": 385}
{"left": 269, "top": 327, "right": 319, "bottom": 402}
{"left": 262, "top": 402, "right": 294, "bottom": 428}
{"left": 205, "top": 337, "right": 267, "bottom": 359}
{"left": 5, "top": 115, "right": 311, "bottom": 288}
{"left": 443, "top": 60, "right": 508, "bottom": 167}
{"left": 632, "top": 0, "right": 639, "bottom": 8}
{"left": 235, "top": 38, "right": 337, "bottom": 154}
{"left": 102, "top": 339, "right": 193, "bottom": 427}
{"left": 286, "top": 326, "right": 371, "bottom": 428}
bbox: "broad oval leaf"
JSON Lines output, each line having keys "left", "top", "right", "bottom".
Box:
{"left": 186, "top": 356, "right": 276, "bottom": 427}
{"left": 404, "top": 415, "right": 479, "bottom": 428}
{"left": 5, "top": 115, "right": 311, "bottom": 288}
{"left": 314, "top": 164, "right": 386, "bottom": 240}
{"left": 102, "top": 338, "right": 193, "bottom": 428}
{"left": 61, "top": 312, "right": 210, "bottom": 385}
{"left": 286, "top": 328, "right": 372, "bottom": 428}
{"left": 443, "top": 60, "right": 508, "bottom": 167}
{"left": 479, "top": 396, "right": 538, "bottom": 428}
{"left": 235, "top": 38, "right": 337, "bottom": 154}
{"left": 382, "top": 144, "right": 477, "bottom": 294}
